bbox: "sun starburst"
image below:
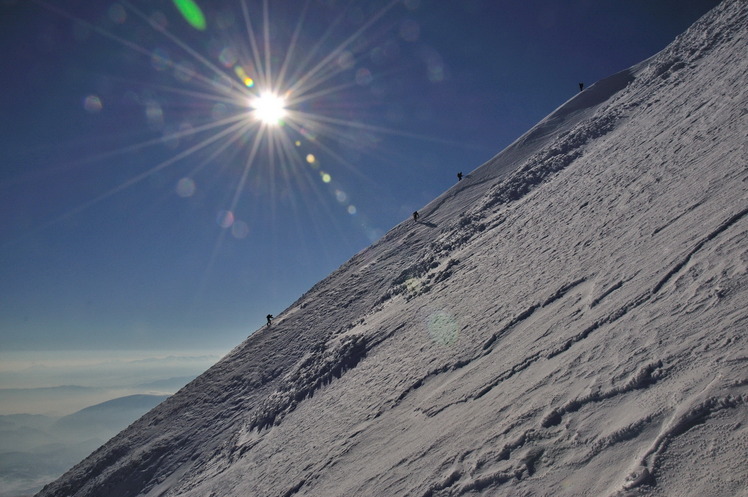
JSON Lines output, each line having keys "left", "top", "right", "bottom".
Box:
{"left": 249, "top": 92, "right": 287, "bottom": 126}
{"left": 29, "top": 0, "right": 424, "bottom": 277}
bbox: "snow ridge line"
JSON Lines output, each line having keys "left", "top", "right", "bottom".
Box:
{"left": 404, "top": 279, "right": 590, "bottom": 418}
{"left": 424, "top": 432, "right": 551, "bottom": 496}
{"left": 590, "top": 280, "right": 624, "bottom": 308}
{"left": 650, "top": 200, "right": 705, "bottom": 236}
{"left": 281, "top": 479, "right": 306, "bottom": 497}
{"left": 479, "top": 107, "right": 622, "bottom": 211}
{"left": 583, "top": 411, "right": 664, "bottom": 463}
{"left": 547, "top": 277, "right": 668, "bottom": 360}
{"left": 481, "top": 277, "right": 587, "bottom": 351}
{"left": 248, "top": 334, "right": 367, "bottom": 431}
{"left": 423, "top": 362, "right": 669, "bottom": 496}
{"left": 403, "top": 211, "right": 725, "bottom": 422}
{"left": 651, "top": 206, "right": 748, "bottom": 294}
{"left": 540, "top": 361, "right": 665, "bottom": 428}
{"left": 426, "top": 106, "right": 625, "bottom": 267}
{"left": 473, "top": 287, "right": 655, "bottom": 406}
{"left": 618, "top": 393, "right": 748, "bottom": 494}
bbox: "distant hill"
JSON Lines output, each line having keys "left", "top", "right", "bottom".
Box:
{"left": 54, "top": 394, "right": 170, "bottom": 435}
{"left": 136, "top": 376, "right": 197, "bottom": 391}
{"left": 0, "top": 394, "right": 168, "bottom": 497}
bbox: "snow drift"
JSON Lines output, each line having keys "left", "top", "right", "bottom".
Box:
{"left": 37, "top": 1, "right": 747, "bottom": 496}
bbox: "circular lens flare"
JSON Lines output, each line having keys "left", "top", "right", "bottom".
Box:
{"left": 250, "top": 92, "right": 287, "bottom": 125}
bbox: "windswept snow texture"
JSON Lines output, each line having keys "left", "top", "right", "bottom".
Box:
{"left": 37, "top": 2, "right": 747, "bottom": 496}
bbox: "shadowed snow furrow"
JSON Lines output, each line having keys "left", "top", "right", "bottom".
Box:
{"left": 590, "top": 280, "right": 624, "bottom": 308}
{"left": 651, "top": 207, "right": 748, "bottom": 294}
{"left": 618, "top": 394, "right": 748, "bottom": 494}
{"left": 482, "top": 278, "right": 587, "bottom": 351}
{"left": 541, "top": 361, "right": 665, "bottom": 428}
{"left": 584, "top": 412, "right": 664, "bottom": 462}
{"left": 249, "top": 334, "right": 367, "bottom": 431}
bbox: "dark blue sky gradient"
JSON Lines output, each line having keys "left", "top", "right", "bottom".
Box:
{"left": 0, "top": 0, "right": 719, "bottom": 351}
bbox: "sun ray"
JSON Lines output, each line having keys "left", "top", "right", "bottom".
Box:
{"left": 228, "top": 126, "right": 266, "bottom": 212}
{"left": 288, "top": 109, "right": 488, "bottom": 150}
{"left": 199, "top": 124, "right": 266, "bottom": 292}
{"left": 32, "top": 0, "right": 246, "bottom": 102}
{"left": 121, "top": 0, "right": 250, "bottom": 100}
{"left": 284, "top": 79, "right": 360, "bottom": 108}
{"left": 1, "top": 109, "right": 252, "bottom": 194}
{"left": 283, "top": 7, "right": 349, "bottom": 95}
{"left": 240, "top": 0, "right": 268, "bottom": 89}
{"left": 5, "top": 116, "right": 256, "bottom": 250}
{"left": 274, "top": 0, "right": 312, "bottom": 94}
{"left": 262, "top": 0, "right": 273, "bottom": 91}
{"left": 22, "top": 0, "right": 456, "bottom": 272}
{"left": 287, "top": 0, "right": 402, "bottom": 96}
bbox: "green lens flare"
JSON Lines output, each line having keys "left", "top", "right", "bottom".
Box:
{"left": 172, "top": 0, "right": 206, "bottom": 31}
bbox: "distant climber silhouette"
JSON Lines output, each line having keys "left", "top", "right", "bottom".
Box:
{"left": 457, "top": 172, "right": 463, "bottom": 181}
{"left": 579, "top": 82, "right": 584, "bottom": 92}
{"left": 413, "top": 211, "right": 419, "bottom": 222}
{"left": 266, "top": 314, "right": 273, "bottom": 326}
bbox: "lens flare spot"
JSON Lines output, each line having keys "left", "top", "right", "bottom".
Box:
{"left": 347, "top": 205, "right": 357, "bottom": 215}
{"left": 216, "top": 210, "right": 234, "bottom": 228}
{"left": 151, "top": 48, "right": 171, "bottom": 71}
{"left": 399, "top": 19, "right": 420, "bottom": 42}
{"left": 234, "top": 66, "right": 246, "bottom": 78}
{"left": 172, "top": 0, "right": 206, "bottom": 31}
{"left": 231, "top": 220, "right": 249, "bottom": 239}
{"left": 336, "top": 51, "right": 355, "bottom": 70}
{"left": 145, "top": 100, "right": 164, "bottom": 130}
{"left": 427, "top": 310, "right": 459, "bottom": 346}
{"left": 174, "top": 60, "right": 196, "bottom": 82}
{"left": 108, "top": 3, "right": 127, "bottom": 24}
{"left": 211, "top": 103, "right": 229, "bottom": 120}
{"left": 300, "top": 128, "right": 317, "bottom": 141}
{"left": 234, "top": 66, "right": 255, "bottom": 87}
{"left": 175, "top": 177, "right": 196, "bottom": 197}
{"left": 250, "top": 92, "right": 287, "bottom": 125}
{"left": 335, "top": 190, "right": 347, "bottom": 203}
{"left": 356, "top": 68, "right": 373, "bottom": 86}
{"left": 321, "top": 172, "right": 332, "bottom": 183}
{"left": 295, "top": 141, "right": 301, "bottom": 147}
{"left": 83, "top": 95, "right": 102, "bottom": 113}
{"left": 306, "top": 154, "right": 316, "bottom": 164}
{"left": 219, "top": 47, "right": 237, "bottom": 68}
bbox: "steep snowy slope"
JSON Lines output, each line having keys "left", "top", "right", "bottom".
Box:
{"left": 38, "top": 1, "right": 747, "bottom": 496}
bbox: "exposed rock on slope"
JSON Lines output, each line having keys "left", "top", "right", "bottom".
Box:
{"left": 38, "top": 1, "right": 747, "bottom": 496}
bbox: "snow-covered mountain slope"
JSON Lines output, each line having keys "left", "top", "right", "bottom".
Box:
{"left": 37, "top": 1, "right": 747, "bottom": 496}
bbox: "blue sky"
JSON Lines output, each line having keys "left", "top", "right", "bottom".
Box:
{"left": 1, "top": 0, "right": 719, "bottom": 354}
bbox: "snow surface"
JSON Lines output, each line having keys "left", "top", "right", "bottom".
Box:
{"left": 37, "top": 1, "right": 747, "bottom": 496}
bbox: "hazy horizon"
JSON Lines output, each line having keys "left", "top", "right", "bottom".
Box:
{"left": 0, "top": 349, "right": 225, "bottom": 415}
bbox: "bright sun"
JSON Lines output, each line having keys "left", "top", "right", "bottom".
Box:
{"left": 250, "top": 92, "right": 287, "bottom": 126}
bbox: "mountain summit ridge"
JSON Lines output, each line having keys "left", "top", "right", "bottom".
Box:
{"left": 38, "top": 1, "right": 747, "bottom": 496}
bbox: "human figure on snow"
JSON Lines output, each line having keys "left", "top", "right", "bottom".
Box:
{"left": 579, "top": 82, "right": 584, "bottom": 92}
{"left": 413, "top": 211, "right": 419, "bottom": 222}
{"left": 266, "top": 314, "right": 273, "bottom": 326}
{"left": 457, "top": 172, "right": 463, "bottom": 181}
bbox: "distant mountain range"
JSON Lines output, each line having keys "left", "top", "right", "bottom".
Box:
{"left": 0, "top": 394, "right": 168, "bottom": 497}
